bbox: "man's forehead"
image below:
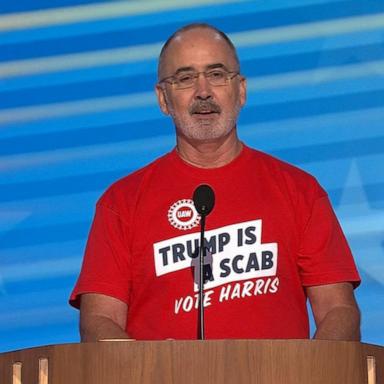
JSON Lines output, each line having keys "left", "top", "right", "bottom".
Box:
{"left": 164, "top": 29, "right": 235, "bottom": 66}
{"left": 169, "top": 28, "right": 229, "bottom": 53}
{"left": 158, "top": 26, "right": 239, "bottom": 79}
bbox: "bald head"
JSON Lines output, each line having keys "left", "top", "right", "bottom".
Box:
{"left": 158, "top": 23, "right": 240, "bottom": 81}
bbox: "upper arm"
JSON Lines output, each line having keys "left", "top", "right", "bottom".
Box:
{"left": 80, "top": 293, "right": 128, "bottom": 330}
{"left": 306, "top": 282, "right": 359, "bottom": 326}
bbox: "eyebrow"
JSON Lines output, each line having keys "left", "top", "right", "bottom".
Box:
{"left": 206, "top": 63, "right": 228, "bottom": 71}
{"left": 174, "top": 63, "right": 229, "bottom": 74}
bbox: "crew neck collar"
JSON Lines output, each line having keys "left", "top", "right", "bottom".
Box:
{"left": 168, "top": 142, "right": 251, "bottom": 179}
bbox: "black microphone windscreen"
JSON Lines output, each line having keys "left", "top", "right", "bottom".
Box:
{"left": 193, "top": 184, "right": 215, "bottom": 216}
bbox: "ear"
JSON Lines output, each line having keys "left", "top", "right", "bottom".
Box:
{"left": 155, "top": 84, "right": 170, "bottom": 115}
{"left": 238, "top": 76, "right": 247, "bottom": 108}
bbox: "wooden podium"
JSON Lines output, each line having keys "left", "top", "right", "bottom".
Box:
{"left": 1, "top": 340, "right": 383, "bottom": 384}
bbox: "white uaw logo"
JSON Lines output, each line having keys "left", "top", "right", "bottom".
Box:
{"left": 168, "top": 199, "right": 201, "bottom": 230}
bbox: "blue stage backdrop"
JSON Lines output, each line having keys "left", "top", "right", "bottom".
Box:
{"left": 0, "top": 0, "right": 383, "bottom": 352}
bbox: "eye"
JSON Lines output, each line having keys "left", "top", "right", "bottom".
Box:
{"left": 207, "top": 70, "right": 226, "bottom": 80}
{"left": 176, "top": 73, "right": 195, "bottom": 85}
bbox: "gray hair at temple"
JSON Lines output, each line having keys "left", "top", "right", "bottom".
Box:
{"left": 157, "top": 23, "right": 240, "bottom": 80}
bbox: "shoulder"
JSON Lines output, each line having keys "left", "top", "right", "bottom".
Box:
{"left": 97, "top": 151, "right": 173, "bottom": 209}
{"left": 245, "top": 146, "right": 327, "bottom": 207}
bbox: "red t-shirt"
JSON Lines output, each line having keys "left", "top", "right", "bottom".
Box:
{"left": 70, "top": 145, "right": 360, "bottom": 339}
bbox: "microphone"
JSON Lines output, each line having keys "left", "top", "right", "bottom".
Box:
{"left": 192, "top": 184, "right": 215, "bottom": 340}
{"left": 193, "top": 184, "right": 215, "bottom": 216}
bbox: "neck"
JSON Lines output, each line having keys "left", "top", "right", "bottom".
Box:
{"left": 176, "top": 130, "right": 243, "bottom": 168}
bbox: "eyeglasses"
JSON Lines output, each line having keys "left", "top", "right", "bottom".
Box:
{"left": 159, "top": 69, "right": 239, "bottom": 90}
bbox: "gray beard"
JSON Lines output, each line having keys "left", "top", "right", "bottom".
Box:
{"left": 171, "top": 109, "right": 240, "bottom": 141}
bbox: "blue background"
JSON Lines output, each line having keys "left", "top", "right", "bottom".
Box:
{"left": 0, "top": 0, "right": 383, "bottom": 352}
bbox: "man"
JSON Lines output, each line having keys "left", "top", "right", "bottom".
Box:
{"left": 70, "top": 24, "right": 361, "bottom": 341}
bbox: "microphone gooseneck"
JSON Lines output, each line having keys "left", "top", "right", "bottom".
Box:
{"left": 192, "top": 184, "right": 215, "bottom": 340}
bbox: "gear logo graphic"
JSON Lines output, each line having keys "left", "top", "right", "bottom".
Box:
{"left": 168, "top": 199, "right": 201, "bottom": 230}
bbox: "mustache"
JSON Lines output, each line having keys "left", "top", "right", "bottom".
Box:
{"left": 189, "top": 100, "right": 221, "bottom": 114}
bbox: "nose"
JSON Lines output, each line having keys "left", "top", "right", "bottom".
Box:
{"left": 194, "top": 72, "right": 212, "bottom": 99}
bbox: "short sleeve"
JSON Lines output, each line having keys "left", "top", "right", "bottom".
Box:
{"left": 298, "top": 194, "right": 361, "bottom": 288}
{"left": 69, "top": 202, "right": 132, "bottom": 308}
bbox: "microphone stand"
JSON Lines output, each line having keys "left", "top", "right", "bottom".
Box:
{"left": 192, "top": 184, "right": 215, "bottom": 341}
{"left": 198, "top": 213, "right": 206, "bottom": 340}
